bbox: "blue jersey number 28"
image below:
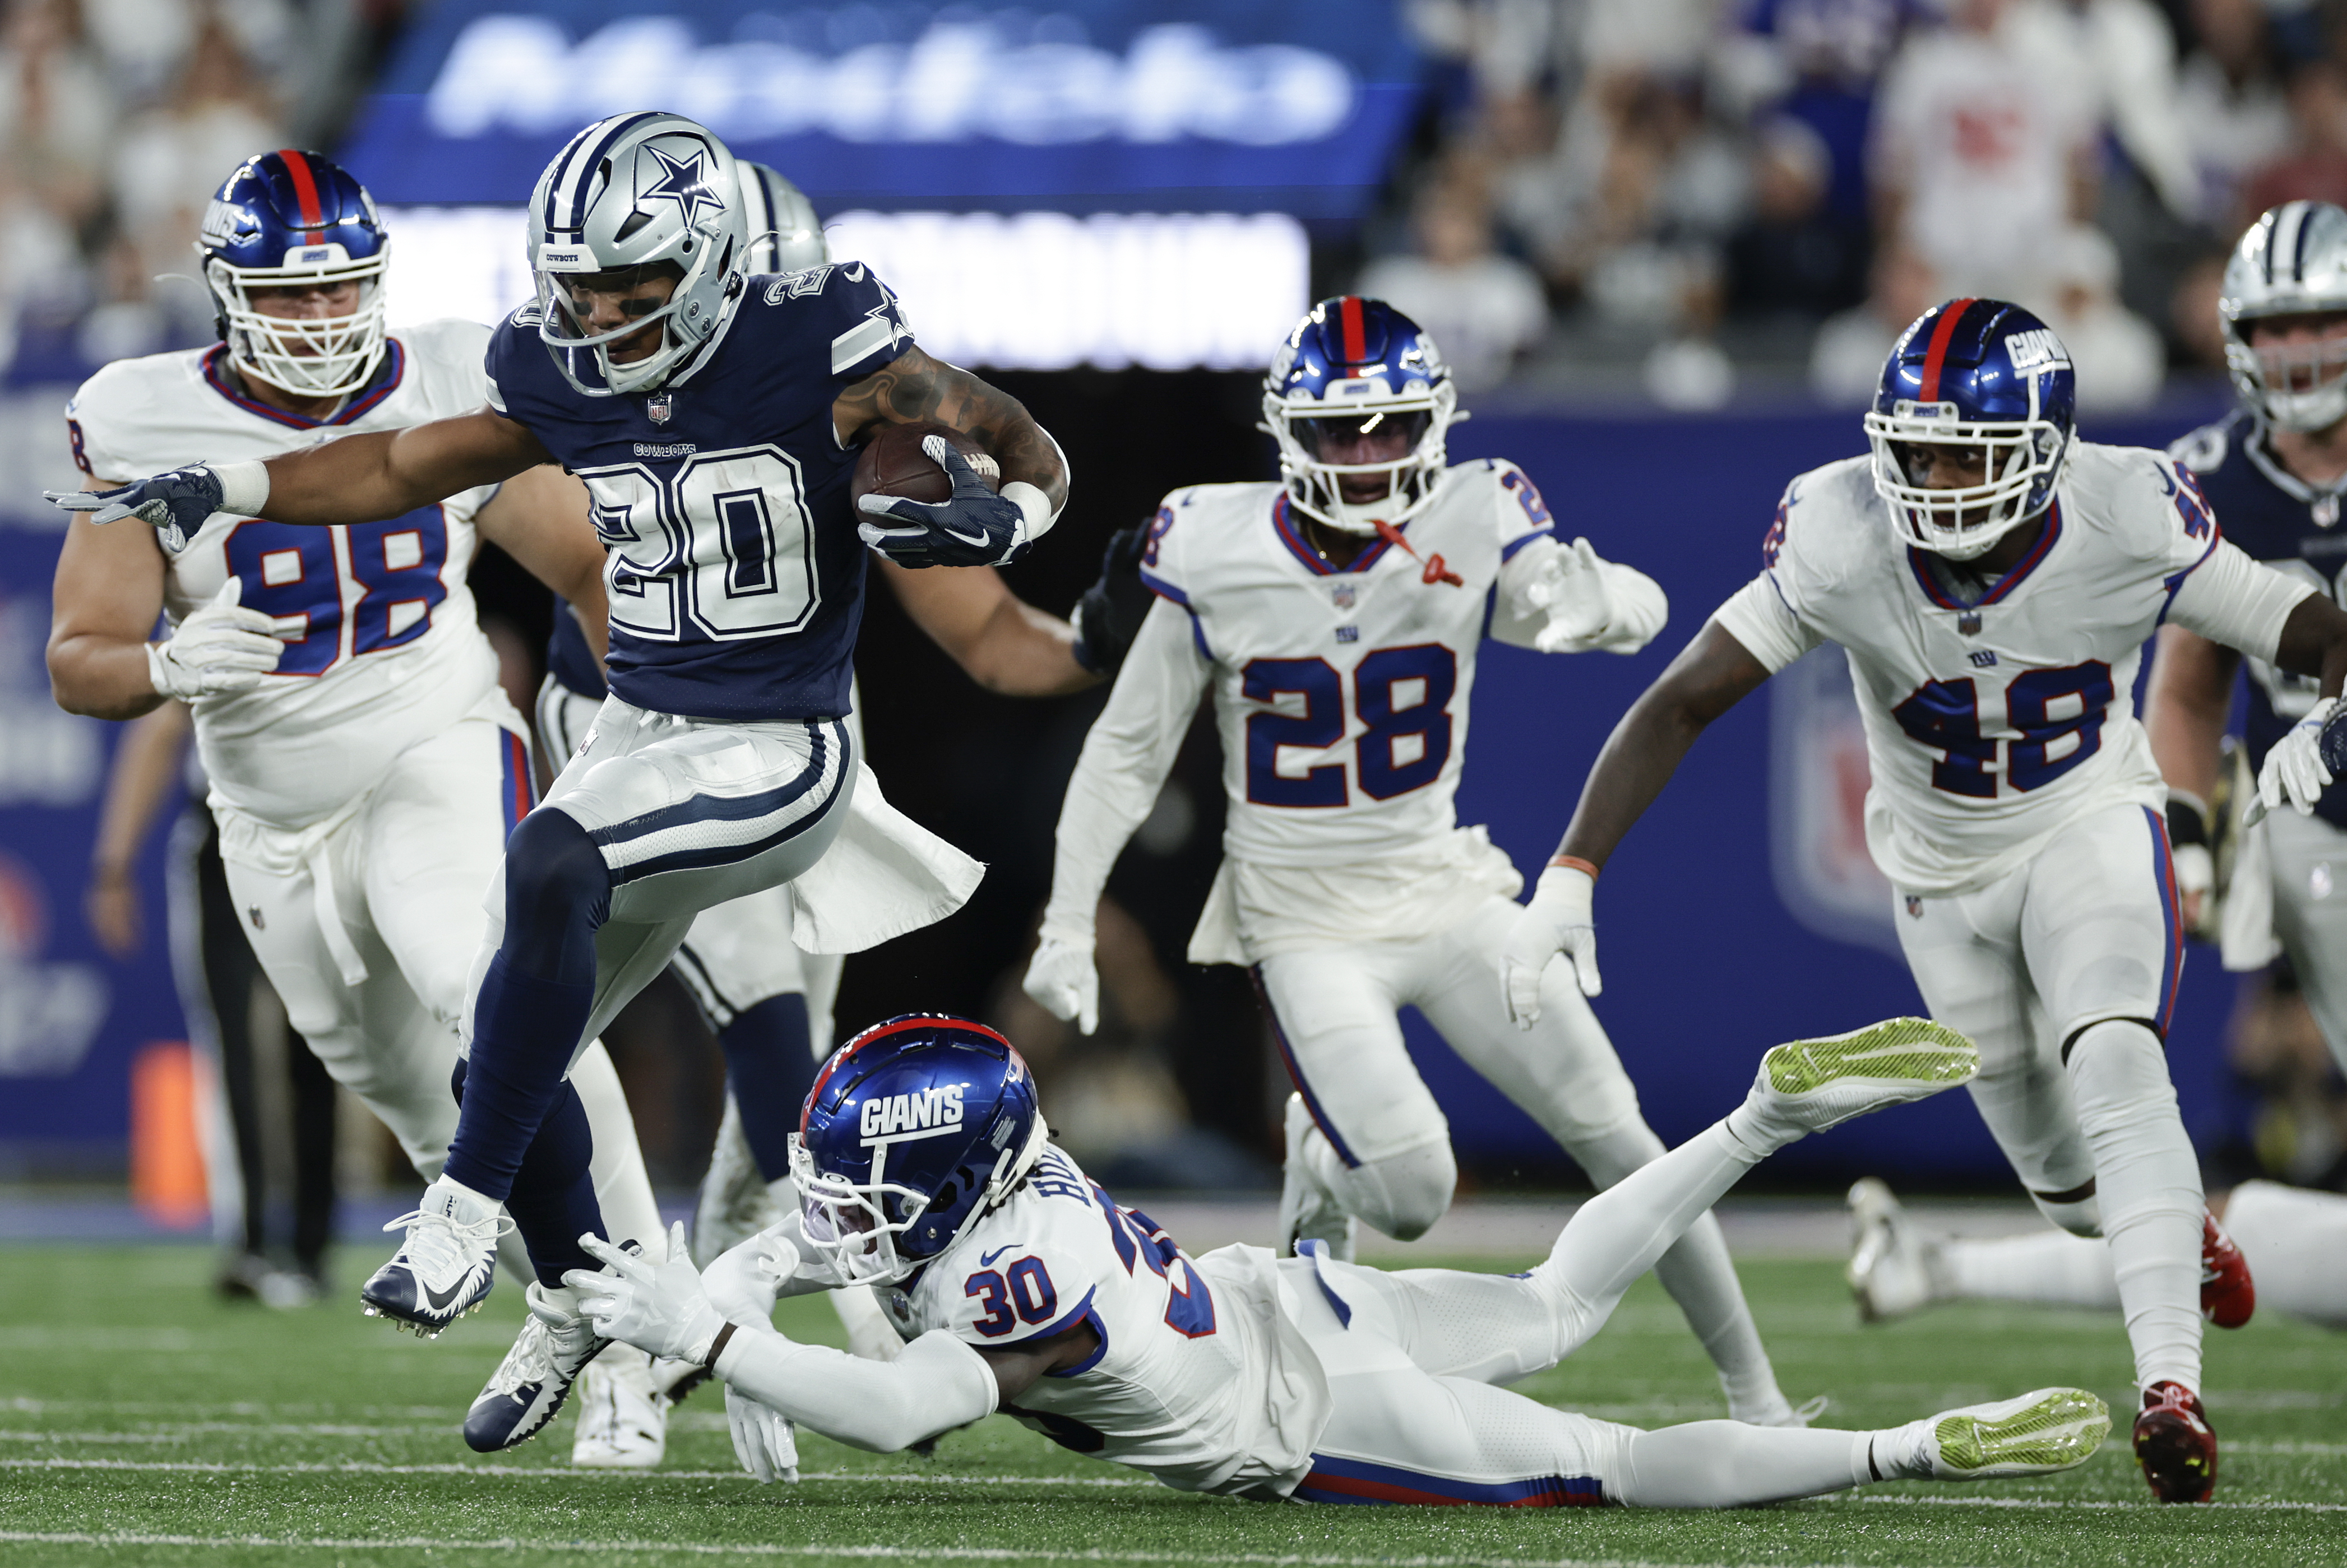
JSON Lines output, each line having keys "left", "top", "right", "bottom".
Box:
{"left": 1891, "top": 660, "right": 2115, "bottom": 797}
{"left": 1242, "top": 643, "right": 1457, "bottom": 809}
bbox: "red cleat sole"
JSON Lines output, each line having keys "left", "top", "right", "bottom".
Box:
{"left": 2133, "top": 1381, "right": 2217, "bottom": 1503}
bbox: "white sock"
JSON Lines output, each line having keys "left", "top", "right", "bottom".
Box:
{"left": 1572, "top": 1120, "right": 1786, "bottom": 1422}
{"left": 2066, "top": 1021, "right": 2202, "bottom": 1391}
{"left": 1614, "top": 1422, "right": 1875, "bottom": 1506}
{"left": 1945, "top": 1230, "right": 2122, "bottom": 1311}
{"left": 1532, "top": 1121, "right": 1762, "bottom": 1359}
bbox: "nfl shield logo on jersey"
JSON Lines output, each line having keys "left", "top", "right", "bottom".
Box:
{"left": 1331, "top": 583, "right": 1355, "bottom": 610}
{"left": 646, "top": 394, "right": 673, "bottom": 425}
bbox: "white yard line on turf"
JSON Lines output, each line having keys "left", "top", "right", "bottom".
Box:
{"left": 5, "top": 1455, "right": 2340, "bottom": 1513}
{"left": 0, "top": 1535, "right": 1982, "bottom": 1568}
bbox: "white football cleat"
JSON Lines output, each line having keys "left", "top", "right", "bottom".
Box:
{"left": 360, "top": 1176, "right": 510, "bottom": 1337}
{"left": 1899, "top": 1387, "right": 2110, "bottom": 1481}
{"left": 464, "top": 1281, "right": 609, "bottom": 1453}
{"left": 1846, "top": 1177, "right": 1951, "bottom": 1323}
{"left": 1742, "top": 1018, "right": 1978, "bottom": 1143}
{"left": 690, "top": 1097, "right": 784, "bottom": 1269}
{"left": 1277, "top": 1093, "right": 1356, "bottom": 1263}
{"left": 570, "top": 1344, "right": 667, "bottom": 1469}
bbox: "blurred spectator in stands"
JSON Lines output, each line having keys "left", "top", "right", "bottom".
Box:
{"left": 75, "top": 231, "right": 169, "bottom": 366}
{"left": 1726, "top": 115, "right": 1869, "bottom": 322}
{"left": 110, "top": 11, "right": 282, "bottom": 340}
{"left": 1719, "top": 0, "right": 1924, "bottom": 228}
{"left": 2012, "top": 0, "right": 2199, "bottom": 222}
{"left": 2238, "top": 60, "right": 2347, "bottom": 226}
{"left": 82, "top": 0, "right": 298, "bottom": 112}
{"left": 1873, "top": 0, "right": 2098, "bottom": 304}
{"left": 1358, "top": 177, "right": 1549, "bottom": 392}
{"left": 1561, "top": 75, "right": 1749, "bottom": 314}
{"left": 2041, "top": 224, "right": 2165, "bottom": 411}
{"left": 1809, "top": 242, "right": 1938, "bottom": 402}
{"left": 1404, "top": 0, "right": 1576, "bottom": 105}
{"left": 0, "top": 0, "right": 113, "bottom": 357}
{"left": 2175, "top": 0, "right": 2293, "bottom": 228}
{"left": 2170, "top": 251, "right": 2231, "bottom": 369}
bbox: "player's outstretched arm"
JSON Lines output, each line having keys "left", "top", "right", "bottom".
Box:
{"left": 834, "top": 346, "right": 1068, "bottom": 511}
{"left": 474, "top": 464, "right": 610, "bottom": 664}
{"left": 1501, "top": 621, "right": 1771, "bottom": 1021}
{"left": 1024, "top": 599, "right": 1208, "bottom": 1033}
{"left": 878, "top": 559, "right": 1095, "bottom": 696}
{"left": 2271, "top": 589, "right": 2347, "bottom": 697}
{"left": 47, "top": 497, "right": 175, "bottom": 720}
{"left": 47, "top": 407, "right": 552, "bottom": 541}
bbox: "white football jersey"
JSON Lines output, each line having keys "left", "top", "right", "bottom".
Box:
{"left": 872, "top": 1145, "right": 1330, "bottom": 1500}
{"left": 1714, "top": 442, "right": 2314, "bottom": 894}
{"left": 1142, "top": 462, "right": 1567, "bottom": 866}
{"left": 67, "top": 322, "right": 505, "bottom": 829}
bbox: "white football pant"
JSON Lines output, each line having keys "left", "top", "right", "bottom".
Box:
{"left": 1254, "top": 894, "right": 1786, "bottom": 1419}
{"left": 2262, "top": 809, "right": 2347, "bottom": 1076}
{"left": 1894, "top": 801, "right": 2202, "bottom": 1393}
{"left": 217, "top": 696, "right": 660, "bottom": 1249}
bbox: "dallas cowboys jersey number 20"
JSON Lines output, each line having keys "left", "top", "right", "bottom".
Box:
{"left": 483, "top": 262, "right": 914, "bottom": 723}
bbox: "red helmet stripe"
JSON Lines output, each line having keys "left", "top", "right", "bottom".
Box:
{"left": 278, "top": 149, "right": 325, "bottom": 237}
{"left": 1917, "top": 298, "right": 1975, "bottom": 403}
{"left": 1339, "top": 295, "right": 1366, "bottom": 364}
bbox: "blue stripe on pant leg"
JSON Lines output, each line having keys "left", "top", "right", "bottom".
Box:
{"left": 2143, "top": 805, "right": 2182, "bottom": 1033}
{"left": 1251, "top": 963, "right": 1360, "bottom": 1168}
{"left": 591, "top": 721, "right": 845, "bottom": 885}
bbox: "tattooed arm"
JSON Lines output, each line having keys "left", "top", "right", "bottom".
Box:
{"left": 831, "top": 346, "right": 1069, "bottom": 511}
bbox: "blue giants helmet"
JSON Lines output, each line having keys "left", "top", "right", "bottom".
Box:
{"left": 197, "top": 150, "right": 391, "bottom": 398}
{"left": 1863, "top": 298, "right": 2076, "bottom": 561}
{"left": 1262, "top": 296, "right": 1459, "bottom": 536}
{"left": 789, "top": 1015, "right": 1047, "bottom": 1285}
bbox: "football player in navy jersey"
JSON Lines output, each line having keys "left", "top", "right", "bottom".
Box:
{"left": 2151, "top": 201, "right": 2347, "bottom": 1076}
{"left": 53, "top": 111, "right": 1071, "bottom": 1454}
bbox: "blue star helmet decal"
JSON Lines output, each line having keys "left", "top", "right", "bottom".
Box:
{"left": 637, "top": 145, "right": 725, "bottom": 230}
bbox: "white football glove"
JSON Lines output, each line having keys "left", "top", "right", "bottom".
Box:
{"left": 1499, "top": 864, "right": 1601, "bottom": 1027}
{"left": 2252, "top": 695, "right": 2339, "bottom": 824}
{"left": 1527, "top": 538, "right": 1613, "bottom": 652}
{"left": 725, "top": 1384, "right": 802, "bottom": 1484}
{"left": 147, "top": 578, "right": 290, "bottom": 698}
{"left": 568, "top": 1222, "right": 728, "bottom": 1364}
{"left": 1022, "top": 931, "right": 1099, "bottom": 1035}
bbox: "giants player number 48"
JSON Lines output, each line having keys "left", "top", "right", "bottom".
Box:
{"left": 1501, "top": 297, "right": 2347, "bottom": 1504}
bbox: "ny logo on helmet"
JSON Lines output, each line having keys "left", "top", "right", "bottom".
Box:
{"left": 859, "top": 1084, "right": 967, "bottom": 1142}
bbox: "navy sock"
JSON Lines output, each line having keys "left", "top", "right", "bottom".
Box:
{"left": 443, "top": 810, "right": 608, "bottom": 1203}
{"left": 506, "top": 1082, "right": 609, "bottom": 1286}
{"left": 719, "top": 993, "right": 818, "bottom": 1182}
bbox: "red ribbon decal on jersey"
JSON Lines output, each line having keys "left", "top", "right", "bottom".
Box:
{"left": 1371, "top": 517, "right": 1462, "bottom": 586}
{"left": 1917, "top": 298, "right": 1975, "bottom": 403}
{"left": 279, "top": 148, "right": 326, "bottom": 239}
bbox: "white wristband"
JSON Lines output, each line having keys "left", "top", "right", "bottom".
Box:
{"left": 1001, "top": 480, "right": 1057, "bottom": 549}
{"left": 213, "top": 460, "right": 270, "bottom": 517}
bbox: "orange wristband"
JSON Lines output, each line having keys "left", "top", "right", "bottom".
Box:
{"left": 1547, "top": 854, "right": 1599, "bottom": 881}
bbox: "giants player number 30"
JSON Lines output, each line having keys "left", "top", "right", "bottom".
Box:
{"left": 1503, "top": 297, "right": 2347, "bottom": 1504}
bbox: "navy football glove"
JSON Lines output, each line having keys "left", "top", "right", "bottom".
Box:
{"left": 855, "top": 437, "right": 1034, "bottom": 568}
{"left": 47, "top": 463, "right": 231, "bottom": 551}
{"left": 1071, "top": 522, "right": 1154, "bottom": 675}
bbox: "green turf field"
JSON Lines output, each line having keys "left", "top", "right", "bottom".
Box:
{"left": 1, "top": 1243, "right": 2340, "bottom": 1567}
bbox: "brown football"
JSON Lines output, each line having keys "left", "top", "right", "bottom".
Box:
{"left": 851, "top": 421, "right": 1000, "bottom": 506}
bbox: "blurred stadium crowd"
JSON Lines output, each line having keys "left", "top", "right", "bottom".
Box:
{"left": 1371, "top": 0, "right": 2343, "bottom": 406}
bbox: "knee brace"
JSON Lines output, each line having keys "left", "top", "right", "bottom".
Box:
{"left": 1332, "top": 1140, "right": 1456, "bottom": 1241}
{"left": 501, "top": 809, "right": 610, "bottom": 985}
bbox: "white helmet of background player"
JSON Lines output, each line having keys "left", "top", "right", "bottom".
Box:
{"left": 738, "top": 163, "right": 827, "bottom": 273}
{"left": 1262, "top": 295, "right": 1460, "bottom": 536}
{"left": 2223, "top": 201, "right": 2347, "bottom": 433}
{"left": 526, "top": 111, "right": 748, "bottom": 396}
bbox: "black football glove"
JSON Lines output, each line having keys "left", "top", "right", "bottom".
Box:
{"left": 46, "top": 463, "right": 229, "bottom": 551}
{"left": 855, "top": 437, "right": 1033, "bottom": 568}
{"left": 1071, "top": 521, "right": 1154, "bottom": 676}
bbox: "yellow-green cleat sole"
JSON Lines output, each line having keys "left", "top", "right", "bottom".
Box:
{"left": 1765, "top": 1017, "right": 1979, "bottom": 1098}
{"left": 1934, "top": 1387, "right": 2111, "bottom": 1479}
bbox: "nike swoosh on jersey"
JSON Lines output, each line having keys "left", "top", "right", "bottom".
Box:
{"left": 979, "top": 1247, "right": 1018, "bottom": 1267}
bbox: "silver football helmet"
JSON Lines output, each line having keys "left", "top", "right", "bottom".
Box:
{"left": 2221, "top": 201, "right": 2347, "bottom": 433}
{"left": 527, "top": 111, "right": 748, "bottom": 396}
{"left": 738, "top": 163, "right": 827, "bottom": 274}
